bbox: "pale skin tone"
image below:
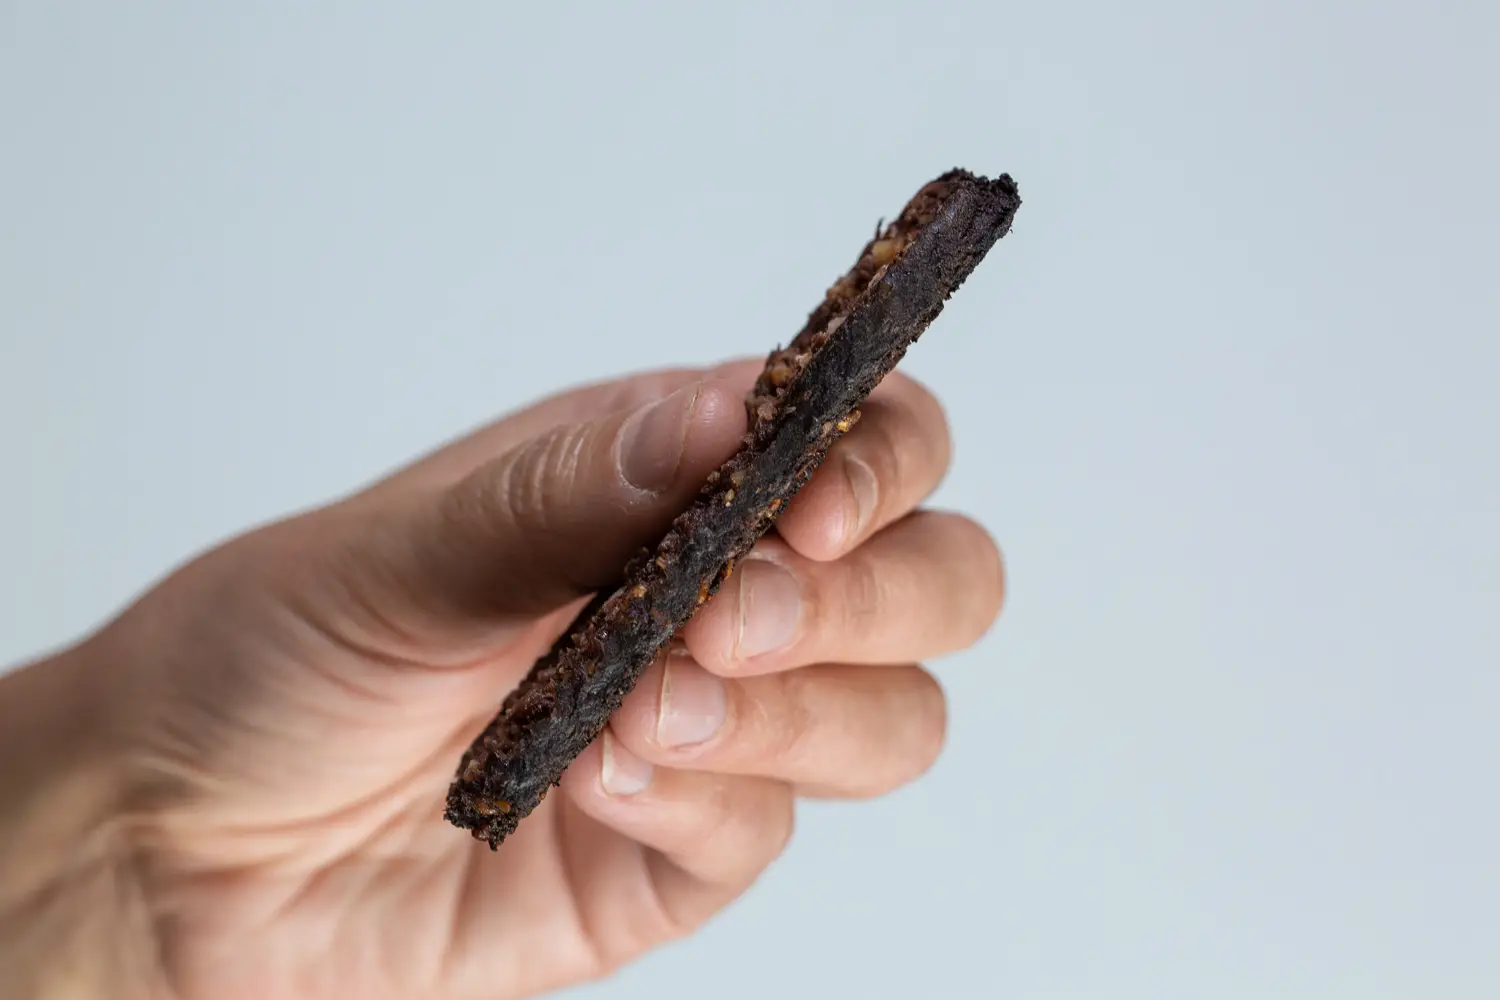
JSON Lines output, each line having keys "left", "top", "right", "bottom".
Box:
{"left": 0, "top": 358, "right": 1005, "bottom": 999}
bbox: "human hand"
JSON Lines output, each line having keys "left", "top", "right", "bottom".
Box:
{"left": 0, "top": 359, "right": 1005, "bottom": 999}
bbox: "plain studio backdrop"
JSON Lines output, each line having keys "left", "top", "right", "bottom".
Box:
{"left": 2, "top": 2, "right": 1496, "bottom": 998}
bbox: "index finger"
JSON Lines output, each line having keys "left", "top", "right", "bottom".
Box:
{"left": 771, "top": 370, "right": 952, "bottom": 562}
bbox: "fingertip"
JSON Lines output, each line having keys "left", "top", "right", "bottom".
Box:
{"left": 560, "top": 739, "right": 605, "bottom": 801}
{"left": 610, "top": 653, "right": 668, "bottom": 748}
{"left": 870, "top": 367, "right": 947, "bottom": 425}
{"left": 773, "top": 377, "right": 954, "bottom": 561}
{"left": 771, "top": 480, "right": 850, "bottom": 562}
{"left": 681, "top": 539, "right": 810, "bottom": 677}
{"left": 561, "top": 727, "right": 656, "bottom": 806}
{"left": 680, "top": 378, "right": 749, "bottom": 475}
{"left": 704, "top": 357, "right": 766, "bottom": 388}
{"left": 677, "top": 587, "right": 740, "bottom": 676}
{"left": 600, "top": 728, "right": 654, "bottom": 797}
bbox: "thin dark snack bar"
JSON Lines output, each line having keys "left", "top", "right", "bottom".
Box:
{"left": 446, "top": 168, "right": 1021, "bottom": 848}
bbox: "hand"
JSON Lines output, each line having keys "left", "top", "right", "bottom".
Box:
{"left": 0, "top": 359, "right": 1005, "bottom": 999}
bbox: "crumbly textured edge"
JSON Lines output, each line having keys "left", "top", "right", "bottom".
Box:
{"left": 446, "top": 169, "right": 1021, "bottom": 847}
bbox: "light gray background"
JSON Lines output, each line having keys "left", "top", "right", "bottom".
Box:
{"left": 2, "top": 2, "right": 1497, "bottom": 997}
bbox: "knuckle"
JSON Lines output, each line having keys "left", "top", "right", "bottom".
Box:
{"left": 937, "top": 513, "right": 1006, "bottom": 642}
{"left": 680, "top": 778, "right": 793, "bottom": 882}
{"left": 717, "top": 779, "right": 796, "bottom": 874}
{"left": 695, "top": 775, "right": 759, "bottom": 856}
{"left": 838, "top": 549, "right": 889, "bottom": 634}
{"left": 437, "top": 469, "right": 491, "bottom": 547}
{"left": 442, "top": 442, "right": 533, "bottom": 546}
{"left": 762, "top": 784, "right": 797, "bottom": 862}
{"left": 851, "top": 670, "right": 946, "bottom": 799}
{"left": 487, "top": 425, "right": 592, "bottom": 537}
{"left": 692, "top": 774, "right": 738, "bottom": 843}
{"left": 517, "top": 425, "right": 590, "bottom": 532}
{"left": 664, "top": 780, "right": 795, "bottom": 919}
{"left": 862, "top": 675, "right": 947, "bottom": 797}
{"left": 907, "top": 669, "right": 949, "bottom": 779}
{"left": 967, "top": 521, "right": 1008, "bottom": 632}
{"left": 757, "top": 670, "right": 818, "bottom": 768}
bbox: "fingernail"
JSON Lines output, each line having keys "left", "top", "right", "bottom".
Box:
{"left": 735, "top": 557, "right": 802, "bottom": 660}
{"left": 843, "top": 454, "right": 879, "bottom": 545}
{"left": 619, "top": 384, "right": 700, "bottom": 492}
{"left": 601, "top": 729, "right": 652, "bottom": 796}
{"left": 657, "top": 652, "right": 726, "bottom": 747}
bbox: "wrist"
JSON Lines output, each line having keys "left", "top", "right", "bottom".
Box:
{"left": 0, "top": 638, "right": 162, "bottom": 998}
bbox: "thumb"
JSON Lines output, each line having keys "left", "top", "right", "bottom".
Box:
{"left": 332, "top": 378, "right": 749, "bottom": 658}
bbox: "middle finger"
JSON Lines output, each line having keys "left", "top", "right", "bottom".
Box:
{"left": 680, "top": 509, "right": 1006, "bottom": 676}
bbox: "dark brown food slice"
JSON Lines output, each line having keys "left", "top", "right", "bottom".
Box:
{"left": 447, "top": 168, "right": 1021, "bottom": 847}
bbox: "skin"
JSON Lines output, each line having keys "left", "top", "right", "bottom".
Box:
{"left": 0, "top": 357, "right": 1006, "bottom": 1000}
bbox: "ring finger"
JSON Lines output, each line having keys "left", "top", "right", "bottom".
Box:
{"left": 605, "top": 647, "right": 948, "bottom": 800}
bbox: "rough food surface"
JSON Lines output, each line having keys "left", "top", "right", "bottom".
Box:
{"left": 446, "top": 168, "right": 1021, "bottom": 847}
